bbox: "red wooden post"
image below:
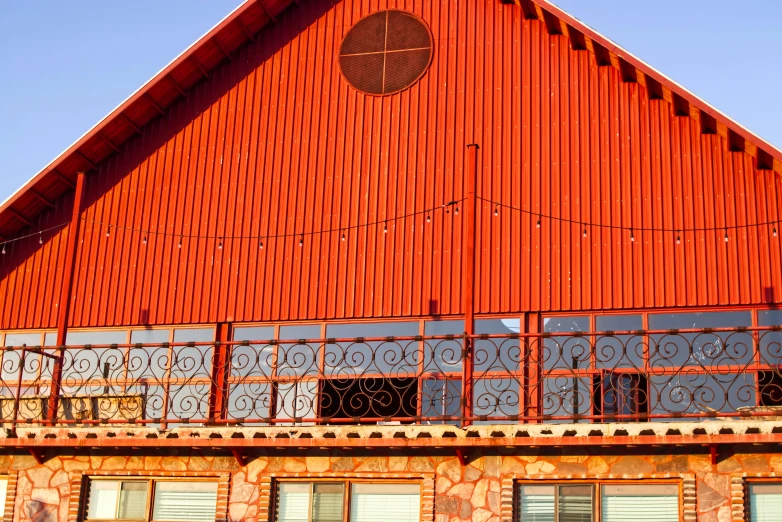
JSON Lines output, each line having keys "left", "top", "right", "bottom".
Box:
{"left": 209, "top": 322, "right": 233, "bottom": 423}
{"left": 48, "top": 172, "right": 86, "bottom": 425}
{"left": 461, "top": 144, "right": 479, "bottom": 428}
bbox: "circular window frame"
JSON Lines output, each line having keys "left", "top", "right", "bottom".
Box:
{"left": 338, "top": 9, "right": 434, "bottom": 97}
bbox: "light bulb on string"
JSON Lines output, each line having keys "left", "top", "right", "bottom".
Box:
{"left": 383, "top": 224, "right": 388, "bottom": 233}
{"left": 724, "top": 229, "right": 729, "bottom": 242}
{"left": 583, "top": 227, "right": 587, "bottom": 238}
{"left": 774, "top": 227, "right": 778, "bottom": 238}
{"left": 39, "top": 233, "right": 43, "bottom": 245}
{"left": 142, "top": 235, "right": 147, "bottom": 245}
{"left": 105, "top": 226, "right": 110, "bottom": 238}
{"left": 1, "top": 244, "right": 5, "bottom": 255}
{"left": 341, "top": 233, "right": 346, "bottom": 242}
{"left": 676, "top": 232, "right": 681, "bottom": 245}
{"left": 299, "top": 236, "right": 304, "bottom": 247}
{"left": 630, "top": 229, "right": 635, "bottom": 242}
{"left": 494, "top": 206, "right": 499, "bottom": 217}
{"left": 259, "top": 240, "right": 264, "bottom": 250}
{"left": 178, "top": 236, "right": 183, "bottom": 249}
{"left": 218, "top": 239, "right": 223, "bottom": 250}
{"left": 455, "top": 207, "right": 459, "bottom": 215}
{"left": 536, "top": 219, "right": 540, "bottom": 229}
{"left": 426, "top": 215, "right": 431, "bottom": 223}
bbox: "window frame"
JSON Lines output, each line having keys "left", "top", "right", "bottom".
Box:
{"left": 744, "top": 478, "right": 782, "bottom": 522}
{"left": 82, "top": 476, "right": 220, "bottom": 522}
{"left": 515, "top": 479, "right": 682, "bottom": 522}
{"left": 273, "top": 478, "right": 424, "bottom": 522}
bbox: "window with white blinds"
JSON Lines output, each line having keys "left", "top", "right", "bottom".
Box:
{"left": 275, "top": 481, "right": 420, "bottom": 522}
{"left": 749, "top": 484, "right": 782, "bottom": 522}
{"left": 84, "top": 478, "right": 218, "bottom": 522}
{"left": 518, "top": 482, "right": 679, "bottom": 522}
{"left": 601, "top": 484, "right": 678, "bottom": 522}
{"left": 0, "top": 478, "right": 7, "bottom": 518}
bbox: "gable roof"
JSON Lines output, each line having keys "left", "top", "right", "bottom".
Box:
{"left": 0, "top": 0, "right": 296, "bottom": 242}
{"left": 0, "top": 0, "right": 779, "bottom": 243}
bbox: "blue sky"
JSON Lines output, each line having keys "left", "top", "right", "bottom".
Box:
{"left": 0, "top": 1, "right": 779, "bottom": 202}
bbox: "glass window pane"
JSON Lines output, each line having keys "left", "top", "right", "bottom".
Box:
{"left": 168, "top": 329, "right": 214, "bottom": 421}
{"left": 129, "top": 329, "right": 171, "bottom": 380}
{"left": 277, "top": 482, "right": 311, "bottom": 522}
{"left": 750, "top": 483, "right": 782, "bottom": 522}
{"left": 424, "top": 320, "right": 463, "bottom": 373}
{"left": 350, "top": 483, "right": 420, "bottom": 522}
{"left": 87, "top": 480, "right": 120, "bottom": 519}
{"left": 758, "top": 311, "right": 782, "bottom": 368}
{"left": 152, "top": 481, "right": 218, "bottom": 522}
{"left": 601, "top": 484, "right": 678, "bottom": 522}
{"left": 118, "top": 482, "right": 148, "bottom": 520}
{"left": 595, "top": 315, "right": 644, "bottom": 369}
{"left": 63, "top": 331, "right": 128, "bottom": 396}
{"left": 421, "top": 378, "right": 461, "bottom": 422}
{"left": 543, "top": 317, "right": 591, "bottom": 370}
{"left": 519, "top": 485, "right": 555, "bottom": 522}
{"left": 2, "top": 333, "right": 43, "bottom": 381}
{"left": 475, "top": 319, "right": 520, "bottom": 372}
{"left": 313, "top": 483, "right": 344, "bottom": 522}
{"left": 325, "top": 322, "right": 419, "bottom": 375}
{"left": 558, "top": 485, "right": 592, "bottom": 522}
{"left": 232, "top": 326, "right": 275, "bottom": 377}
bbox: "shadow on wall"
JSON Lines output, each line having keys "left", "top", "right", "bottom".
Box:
{"left": 25, "top": 500, "right": 58, "bottom": 522}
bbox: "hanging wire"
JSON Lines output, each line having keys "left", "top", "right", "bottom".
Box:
{"left": 478, "top": 195, "right": 782, "bottom": 234}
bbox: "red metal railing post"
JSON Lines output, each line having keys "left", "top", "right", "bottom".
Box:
{"left": 12, "top": 348, "right": 28, "bottom": 433}
{"left": 208, "top": 323, "right": 233, "bottom": 423}
{"left": 48, "top": 172, "right": 86, "bottom": 425}
{"left": 461, "top": 144, "right": 479, "bottom": 428}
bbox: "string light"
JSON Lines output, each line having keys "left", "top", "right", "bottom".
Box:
{"left": 259, "top": 240, "right": 263, "bottom": 250}
{"left": 583, "top": 227, "right": 587, "bottom": 238}
{"left": 341, "top": 233, "right": 346, "bottom": 242}
{"left": 178, "top": 236, "right": 182, "bottom": 249}
{"left": 383, "top": 224, "right": 388, "bottom": 233}
{"left": 38, "top": 233, "right": 43, "bottom": 245}
{"left": 630, "top": 229, "right": 635, "bottom": 242}
{"left": 724, "top": 229, "right": 729, "bottom": 242}
{"left": 426, "top": 215, "right": 431, "bottom": 223}
{"left": 494, "top": 206, "right": 499, "bottom": 217}
{"left": 142, "top": 235, "right": 147, "bottom": 245}
{"left": 455, "top": 207, "right": 459, "bottom": 215}
{"left": 218, "top": 239, "right": 223, "bottom": 250}
{"left": 774, "top": 227, "right": 778, "bottom": 238}
{"left": 536, "top": 219, "right": 540, "bottom": 228}
{"left": 105, "top": 226, "right": 110, "bottom": 238}
{"left": 1, "top": 245, "right": 5, "bottom": 255}
{"left": 299, "top": 236, "right": 304, "bottom": 247}
{"left": 676, "top": 232, "right": 681, "bottom": 245}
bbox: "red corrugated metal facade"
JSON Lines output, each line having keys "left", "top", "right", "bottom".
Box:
{"left": 1, "top": 0, "right": 781, "bottom": 330}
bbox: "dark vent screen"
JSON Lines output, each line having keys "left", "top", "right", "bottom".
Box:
{"left": 339, "top": 10, "right": 433, "bottom": 96}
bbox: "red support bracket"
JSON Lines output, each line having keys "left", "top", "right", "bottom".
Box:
{"left": 28, "top": 449, "right": 45, "bottom": 465}
{"left": 230, "top": 449, "right": 249, "bottom": 467}
{"left": 455, "top": 448, "right": 468, "bottom": 467}
{"left": 709, "top": 444, "right": 718, "bottom": 466}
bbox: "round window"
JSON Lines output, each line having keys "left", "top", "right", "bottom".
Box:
{"left": 339, "top": 10, "right": 433, "bottom": 96}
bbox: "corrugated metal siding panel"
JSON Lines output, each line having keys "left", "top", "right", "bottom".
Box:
{"left": 1, "top": 0, "right": 782, "bottom": 329}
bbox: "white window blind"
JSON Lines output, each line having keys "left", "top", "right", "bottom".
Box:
{"left": 313, "top": 484, "right": 344, "bottom": 522}
{"left": 350, "top": 483, "right": 420, "bottom": 522}
{"left": 601, "top": 484, "right": 678, "bottom": 522}
{"left": 277, "top": 483, "right": 311, "bottom": 522}
{"left": 0, "top": 478, "right": 8, "bottom": 516}
{"left": 558, "top": 485, "right": 592, "bottom": 522}
{"left": 151, "top": 481, "right": 218, "bottom": 522}
{"left": 750, "top": 484, "right": 782, "bottom": 522}
{"left": 520, "top": 485, "right": 555, "bottom": 522}
{"left": 87, "top": 480, "right": 149, "bottom": 520}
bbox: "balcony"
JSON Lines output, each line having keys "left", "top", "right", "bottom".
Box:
{"left": 1, "top": 326, "right": 781, "bottom": 428}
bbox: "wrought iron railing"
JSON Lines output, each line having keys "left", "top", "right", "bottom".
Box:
{"left": 1, "top": 326, "right": 782, "bottom": 428}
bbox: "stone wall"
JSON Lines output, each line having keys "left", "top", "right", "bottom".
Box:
{"left": 1, "top": 447, "right": 780, "bottom": 521}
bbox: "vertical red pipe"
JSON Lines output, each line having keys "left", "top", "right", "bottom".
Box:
{"left": 209, "top": 322, "right": 232, "bottom": 423}
{"left": 48, "top": 172, "right": 86, "bottom": 424}
{"left": 462, "top": 144, "right": 479, "bottom": 427}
